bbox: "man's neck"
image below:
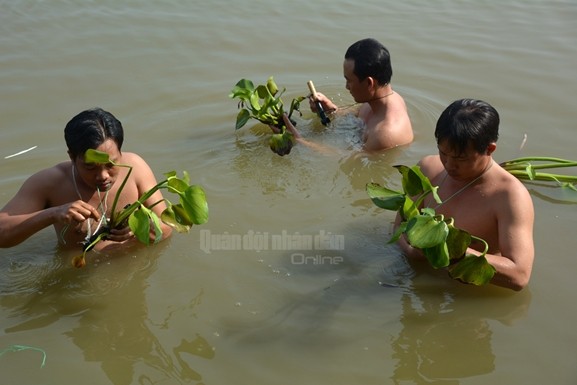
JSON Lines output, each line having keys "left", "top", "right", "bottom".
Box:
{"left": 366, "top": 85, "right": 394, "bottom": 109}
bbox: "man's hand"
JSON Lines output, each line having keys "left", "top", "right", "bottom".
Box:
{"left": 269, "top": 114, "right": 301, "bottom": 138}
{"left": 57, "top": 200, "right": 101, "bottom": 224}
{"left": 308, "top": 92, "right": 338, "bottom": 113}
{"left": 107, "top": 225, "right": 135, "bottom": 243}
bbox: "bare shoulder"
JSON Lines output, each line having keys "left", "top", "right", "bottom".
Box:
{"left": 418, "top": 155, "right": 444, "bottom": 181}
{"left": 495, "top": 165, "right": 533, "bottom": 205}
{"left": 1, "top": 162, "right": 70, "bottom": 213}
{"left": 119, "top": 151, "right": 159, "bottom": 189}
{"left": 120, "top": 151, "right": 149, "bottom": 167}
{"left": 120, "top": 152, "right": 155, "bottom": 176}
{"left": 25, "top": 162, "right": 70, "bottom": 190}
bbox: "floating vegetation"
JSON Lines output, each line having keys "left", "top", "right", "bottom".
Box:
{"left": 230, "top": 77, "right": 306, "bottom": 156}
{"left": 0, "top": 344, "right": 47, "bottom": 368}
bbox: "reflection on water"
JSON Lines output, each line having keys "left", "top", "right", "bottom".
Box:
{"left": 1, "top": 0, "right": 577, "bottom": 383}
{"left": 390, "top": 272, "right": 532, "bottom": 383}
{"left": 1, "top": 243, "right": 215, "bottom": 384}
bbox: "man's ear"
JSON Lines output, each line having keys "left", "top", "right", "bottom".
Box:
{"left": 366, "top": 76, "right": 376, "bottom": 91}
{"left": 486, "top": 142, "right": 497, "bottom": 155}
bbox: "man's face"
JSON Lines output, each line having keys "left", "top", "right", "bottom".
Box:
{"left": 437, "top": 139, "right": 490, "bottom": 181}
{"left": 343, "top": 59, "right": 369, "bottom": 103}
{"left": 73, "top": 139, "right": 122, "bottom": 192}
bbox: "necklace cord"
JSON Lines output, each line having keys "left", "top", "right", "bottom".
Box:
{"left": 71, "top": 164, "right": 109, "bottom": 240}
{"left": 434, "top": 160, "right": 494, "bottom": 209}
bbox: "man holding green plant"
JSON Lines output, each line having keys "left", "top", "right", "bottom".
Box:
{"left": 395, "top": 99, "right": 535, "bottom": 291}
{"left": 286, "top": 38, "right": 414, "bottom": 152}
{"left": 0, "top": 108, "right": 173, "bottom": 252}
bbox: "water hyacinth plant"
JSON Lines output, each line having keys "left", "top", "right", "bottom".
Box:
{"left": 71, "top": 149, "right": 209, "bottom": 268}
{"left": 367, "top": 165, "right": 496, "bottom": 285}
{"left": 229, "top": 76, "right": 306, "bottom": 156}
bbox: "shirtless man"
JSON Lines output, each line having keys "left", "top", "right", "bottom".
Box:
{"left": 396, "top": 99, "right": 534, "bottom": 291}
{"left": 0, "top": 108, "right": 172, "bottom": 251}
{"left": 286, "top": 38, "right": 413, "bottom": 152}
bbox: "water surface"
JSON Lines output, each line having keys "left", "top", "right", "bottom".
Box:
{"left": 1, "top": 1, "right": 577, "bottom": 384}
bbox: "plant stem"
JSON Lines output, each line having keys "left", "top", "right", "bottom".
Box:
{"left": 506, "top": 170, "right": 577, "bottom": 183}
{"left": 470, "top": 235, "right": 489, "bottom": 256}
{"left": 502, "top": 161, "right": 577, "bottom": 171}
{"left": 501, "top": 156, "right": 576, "bottom": 164}
{"left": 112, "top": 179, "right": 168, "bottom": 228}
{"left": 109, "top": 164, "right": 133, "bottom": 224}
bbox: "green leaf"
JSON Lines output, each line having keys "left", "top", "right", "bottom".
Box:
{"left": 161, "top": 204, "right": 193, "bottom": 233}
{"left": 400, "top": 196, "right": 419, "bottom": 221}
{"left": 166, "top": 175, "right": 190, "bottom": 194}
{"left": 388, "top": 221, "right": 407, "bottom": 244}
{"left": 394, "top": 165, "right": 424, "bottom": 196}
{"left": 289, "top": 96, "right": 306, "bottom": 118}
{"left": 406, "top": 215, "right": 449, "bottom": 248}
{"left": 229, "top": 78, "right": 254, "bottom": 99}
{"left": 249, "top": 92, "right": 262, "bottom": 112}
{"left": 235, "top": 109, "right": 251, "bottom": 130}
{"left": 394, "top": 165, "right": 441, "bottom": 204}
{"left": 148, "top": 211, "right": 163, "bottom": 244}
{"left": 266, "top": 76, "right": 279, "bottom": 96}
{"left": 269, "top": 132, "right": 294, "bottom": 156}
{"left": 84, "top": 149, "right": 111, "bottom": 164}
{"left": 448, "top": 254, "right": 496, "bottom": 285}
{"left": 446, "top": 223, "right": 472, "bottom": 260}
{"left": 422, "top": 242, "right": 450, "bottom": 269}
{"left": 181, "top": 185, "right": 209, "bottom": 225}
{"left": 420, "top": 207, "right": 436, "bottom": 217}
{"left": 129, "top": 207, "right": 152, "bottom": 245}
{"left": 366, "top": 183, "right": 405, "bottom": 211}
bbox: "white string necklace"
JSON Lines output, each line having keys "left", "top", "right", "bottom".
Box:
{"left": 434, "top": 160, "right": 494, "bottom": 209}
{"left": 71, "top": 164, "right": 109, "bottom": 237}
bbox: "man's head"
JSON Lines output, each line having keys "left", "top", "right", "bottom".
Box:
{"left": 64, "top": 108, "right": 124, "bottom": 160}
{"left": 65, "top": 108, "right": 125, "bottom": 192}
{"left": 344, "top": 38, "right": 392, "bottom": 86}
{"left": 343, "top": 38, "right": 393, "bottom": 103}
{"left": 435, "top": 99, "right": 499, "bottom": 156}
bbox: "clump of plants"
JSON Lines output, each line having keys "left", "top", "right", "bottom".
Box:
{"left": 229, "top": 77, "right": 306, "bottom": 156}
{"left": 367, "top": 165, "right": 496, "bottom": 285}
{"left": 500, "top": 156, "right": 577, "bottom": 190}
{"left": 367, "top": 156, "right": 577, "bottom": 285}
{"left": 70, "top": 149, "right": 209, "bottom": 268}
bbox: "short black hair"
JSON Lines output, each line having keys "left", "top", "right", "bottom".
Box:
{"left": 435, "top": 99, "right": 500, "bottom": 155}
{"left": 344, "top": 38, "right": 392, "bottom": 85}
{"left": 64, "top": 108, "right": 124, "bottom": 159}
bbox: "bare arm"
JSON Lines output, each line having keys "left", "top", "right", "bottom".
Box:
{"left": 485, "top": 185, "right": 535, "bottom": 291}
{"left": 309, "top": 92, "right": 338, "bottom": 114}
{"left": 278, "top": 114, "right": 340, "bottom": 155}
{"left": 0, "top": 169, "right": 100, "bottom": 248}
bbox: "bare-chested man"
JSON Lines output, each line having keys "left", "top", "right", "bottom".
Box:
{"left": 0, "top": 108, "right": 172, "bottom": 251}
{"left": 286, "top": 38, "right": 413, "bottom": 152}
{"left": 396, "top": 99, "right": 534, "bottom": 291}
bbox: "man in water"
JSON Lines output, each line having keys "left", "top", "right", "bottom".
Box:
{"left": 0, "top": 108, "right": 172, "bottom": 250}
{"left": 396, "top": 99, "right": 534, "bottom": 291}
{"left": 285, "top": 38, "right": 413, "bottom": 152}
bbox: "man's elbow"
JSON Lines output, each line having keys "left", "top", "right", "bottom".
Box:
{"left": 0, "top": 225, "right": 17, "bottom": 248}
{"left": 497, "top": 270, "right": 532, "bottom": 292}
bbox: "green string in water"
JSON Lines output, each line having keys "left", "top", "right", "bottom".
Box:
{"left": 0, "top": 344, "right": 47, "bottom": 368}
